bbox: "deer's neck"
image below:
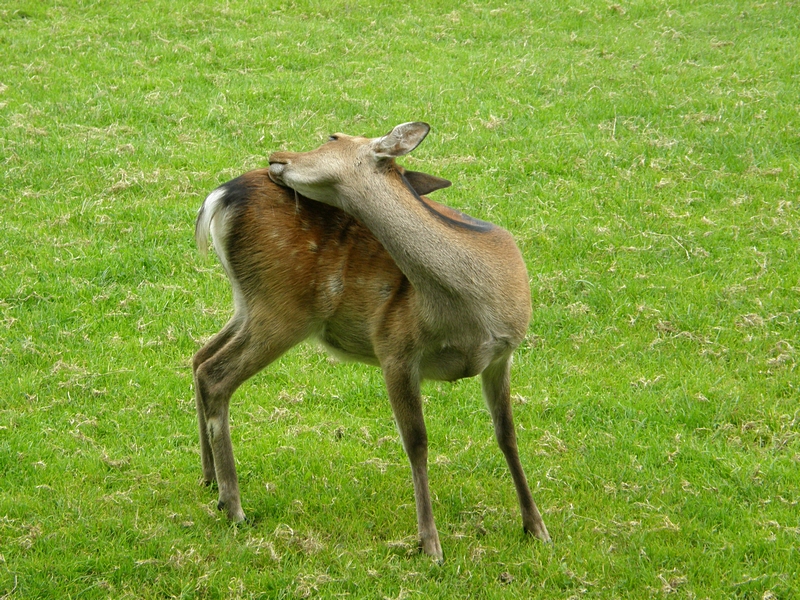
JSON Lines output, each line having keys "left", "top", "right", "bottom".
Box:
{"left": 342, "top": 171, "right": 494, "bottom": 306}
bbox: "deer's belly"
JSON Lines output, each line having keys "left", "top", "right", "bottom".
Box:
{"left": 315, "top": 324, "right": 380, "bottom": 367}
{"left": 420, "top": 339, "right": 508, "bottom": 382}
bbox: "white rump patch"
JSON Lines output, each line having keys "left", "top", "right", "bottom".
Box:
{"left": 196, "top": 186, "right": 247, "bottom": 317}
{"left": 196, "top": 187, "right": 228, "bottom": 256}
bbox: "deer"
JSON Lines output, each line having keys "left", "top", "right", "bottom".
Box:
{"left": 192, "top": 122, "right": 550, "bottom": 562}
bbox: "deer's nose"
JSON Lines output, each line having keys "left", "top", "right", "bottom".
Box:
{"left": 267, "top": 159, "right": 289, "bottom": 186}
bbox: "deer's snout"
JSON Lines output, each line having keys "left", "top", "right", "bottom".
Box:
{"left": 268, "top": 153, "right": 291, "bottom": 184}
{"left": 268, "top": 152, "right": 291, "bottom": 165}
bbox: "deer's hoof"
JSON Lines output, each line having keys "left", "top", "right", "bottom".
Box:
{"left": 420, "top": 537, "right": 444, "bottom": 564}
{"left": 525, "top": 521, "right": 551, "bottom": 543}
{"left": 217, "top": 500, "right": 246, "bottom": 524}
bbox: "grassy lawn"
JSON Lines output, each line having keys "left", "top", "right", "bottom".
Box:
{"left": 1, "top": 0, "right": 798, "bottom": 597}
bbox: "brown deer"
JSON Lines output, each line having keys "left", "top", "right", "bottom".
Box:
{"left": 193, "top": 122, "right": 550, "bottom": 561}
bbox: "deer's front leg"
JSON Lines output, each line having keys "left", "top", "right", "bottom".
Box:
{"left": 382, "top": 362, "right": 443, "bottom": 562}
{"left": 482, "top": 357, "right": 550, "bottom": 542}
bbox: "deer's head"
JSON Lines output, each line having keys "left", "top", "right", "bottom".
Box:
{"left": 268, "top": 122, "right": 450, "bottom": 207}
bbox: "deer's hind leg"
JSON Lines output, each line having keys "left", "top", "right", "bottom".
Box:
{"left": 481, "top": 356, "right": 550, "bottom": 542}
{"left": 193, "top": 317, "right": 243, "bottom": 485}
{"left": 193, "top": 313, "right": 310, "bottom": 523}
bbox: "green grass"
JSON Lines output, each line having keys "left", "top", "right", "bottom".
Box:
{"left": 1, "top": 0, "right": 798, "bottom": 597}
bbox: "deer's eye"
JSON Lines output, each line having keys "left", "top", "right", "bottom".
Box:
{"left": 328, "top": 135, "right": 339, "bottom": 142}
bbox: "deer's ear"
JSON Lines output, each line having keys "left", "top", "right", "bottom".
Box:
{"left": 403, "top": 170, "right": 452, "bottom": 196}
{"left": 372, "top": 122, "right": 430, "bottom": 158}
